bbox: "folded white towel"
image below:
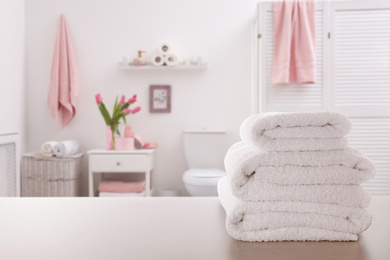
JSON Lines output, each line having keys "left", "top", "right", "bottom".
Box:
{"left": 240, "top": 111, "right": 352, "bottom": 151}
{"left": 218, "top": 177, "right": 371, "bottom": 241}
{"left": 225, "top": 142, "right": 376, "bottom": 187}
{"left": 40, "top": 141, "right": 59, "bottom": 157}
{"left": 53, "top": 140, "right": 80, "bottom": 157}
{"left": 224, "top": 227, "right": 358, "bottom": 242}
{"left": 228, "top": 179, "right": 370, "bottom": 207}
{"left": 246, "top": 137, "right": 349, "bottom": 152}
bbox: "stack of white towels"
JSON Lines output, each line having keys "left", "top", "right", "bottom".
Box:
{"left": 40, "top": 140, "right": 80, "bottom": 157}
{"left": 218, "top": 111, "right": 376, "bottom": 242}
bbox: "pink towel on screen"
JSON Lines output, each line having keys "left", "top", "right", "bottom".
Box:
{"left": 99, "top": 180, "right": 146, "bottom": 193}
{"left": 272, "top": 0, "right": 316, "bottom": 84}
{"left": 47, "top": 14, "right": 78, "bottom": 128}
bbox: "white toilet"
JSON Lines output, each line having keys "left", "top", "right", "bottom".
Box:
{"left": 182, "top": 128, "right": 227, "bottom": 196}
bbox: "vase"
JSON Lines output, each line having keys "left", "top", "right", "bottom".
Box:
{"left": 106, "top": 126, "right": 112, "bottom": 150}
{"left": 106, "top": 124, "right": 120, "bottom": 150}
{"left": 111, "top": 124, "right": 121, "bottom": 150}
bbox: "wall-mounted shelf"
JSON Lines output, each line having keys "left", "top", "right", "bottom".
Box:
{"left": 118, "top": 63, "right": 207, "bottom": 70}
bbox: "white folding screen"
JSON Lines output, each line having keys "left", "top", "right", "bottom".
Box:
{"left": 256, "top": 0, "right": 390, "bottom": 195}
{"left": 347, "top": 118, "right": 390, "bottom": 195}
{"left": 330, "top": 0, "right": 390, "bottom": 195}
{"left": 329, "top": 0, "right": 390, "bottom": 116}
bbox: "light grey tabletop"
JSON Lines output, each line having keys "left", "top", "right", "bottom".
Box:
{"left": 0, "top": 196, "right": 389, "bottom": 260}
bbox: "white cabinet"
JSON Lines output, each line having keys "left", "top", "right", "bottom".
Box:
{"left": 88, "top": 149, "right": 156, "bottom": 197}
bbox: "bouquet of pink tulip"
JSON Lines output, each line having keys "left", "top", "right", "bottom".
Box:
{"left": 95, "top": 93, "right": 141, "bottom": 149}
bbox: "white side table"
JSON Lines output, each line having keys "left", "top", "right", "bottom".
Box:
{"left": 87, "top": 149, "right": 156, "bottom": 197}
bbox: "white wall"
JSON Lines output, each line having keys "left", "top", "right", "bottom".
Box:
{"left": 25, "top": 0, "right": 257, "bottom": 195}
{"left": 0, "top": 0, "right": 25, "bottom": 147}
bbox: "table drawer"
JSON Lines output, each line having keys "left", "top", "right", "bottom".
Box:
{"left": 89, "top": 154, "right": 147, "bottom": 172}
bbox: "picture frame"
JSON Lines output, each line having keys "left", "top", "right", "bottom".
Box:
{"left": 149, "top": 85, "right": 171, "bottom": 113}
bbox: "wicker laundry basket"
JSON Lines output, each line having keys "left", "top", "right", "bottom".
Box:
{"left": 21, "top": 152, "right": 84, "bottom": 197}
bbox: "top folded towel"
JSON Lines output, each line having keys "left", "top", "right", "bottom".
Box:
{"left": 240, "top": 111, "right": 352, "bottom": 151}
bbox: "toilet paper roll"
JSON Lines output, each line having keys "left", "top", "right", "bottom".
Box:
{"left": 151, "top": 53, "right": 165, "bottom": 66}
{"left": 159, "top": 43, "right": 171, "bottom": 53}
{"left": 164, "top": 53, "right": 179, "bottom": 66}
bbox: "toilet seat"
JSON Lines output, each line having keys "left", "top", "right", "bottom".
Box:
{"left": 183, "top": 168, "right": 226, "bottom": 186}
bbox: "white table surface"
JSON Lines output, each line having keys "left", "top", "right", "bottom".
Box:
{"left": 87, "top": 148, "right": 156, "bottom": 197}
{"left": 0, "top": 196, "right": 389, "bottom": 260}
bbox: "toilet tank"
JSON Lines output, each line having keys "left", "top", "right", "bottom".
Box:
{"left": 183, "top": 128, "right": 226, "bottom": 169}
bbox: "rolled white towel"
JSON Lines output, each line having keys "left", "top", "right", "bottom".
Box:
{"left": 40, "top": 141, "right": 59, "bottom": 157}
{"left": 53, "top": 140, "right": 80, "bottom": 157}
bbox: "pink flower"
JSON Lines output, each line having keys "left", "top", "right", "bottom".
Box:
{"left": 131, "top": 106, "right": 141, "bottom": 114}
{"left": 95, "top": 93, "right": 102, "bottom": 104}
{"left": 128, "top": 94, "right": 137, "bottom": 104}
{"left": 120, "top": 95, "right": 126, "bottom": 105}
{"left": 123, "top": 109, "right": 131, "bottom": 114}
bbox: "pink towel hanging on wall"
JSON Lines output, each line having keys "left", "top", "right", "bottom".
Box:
{"left": 272, "top": 0, "right": 316, "bottom": 84}
{"left": 47, "top": 14, "right": 78, "bottom": 128}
